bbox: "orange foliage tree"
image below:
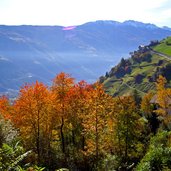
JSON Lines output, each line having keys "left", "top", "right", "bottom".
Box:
{"left": 62, "top": 80, "right": 93, "bottom": 168}
{"left": 0, "top": 96, "right": 12, "bottom": 120}
{"left": 51, "top": 72, "right": 75, "bottom": 154}
{"left": 13, "top": 81, "right": 53, "bottom": 164}
{"left": 65, "top": 81, "right": 91, "bottom": 148}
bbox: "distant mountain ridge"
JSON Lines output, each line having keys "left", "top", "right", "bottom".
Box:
{"left": 0, "top": 20, "right": 171, "bottom": 95}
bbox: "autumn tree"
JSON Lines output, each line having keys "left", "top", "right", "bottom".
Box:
{"left": 51, "top": 72, "right": 74, "bottom": 156}
{"left": 82, "top": 82, "right": 112, "bottom": 168}
{"left": 64, "top": 80, "right": 92, "bottom": 170}
{"left": 110, "top": 96, "right": 144, "bottom": 170}
{"left": 141, "top": 92, "right": 154, "bottom": 116}
{"left": 65, "top": 81, "right": 91, "bottom": 148}
{"left": 0, "top": 96, "right": 12, "bottom": 120}
{"left": 156, "top": 75, "right": 171, "bottom": 128}
{"left": 141, "top": 92, "right": 160, "bottom": 134}
{"left": 13, "top": 81, "right": 53, "bottom": 165}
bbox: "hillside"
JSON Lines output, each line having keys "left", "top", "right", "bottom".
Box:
{"left": 101, "top": 37, "right": 171, "bottom": 96}
{"left": 0, "top": 20, "right": 171, "bottom": 95}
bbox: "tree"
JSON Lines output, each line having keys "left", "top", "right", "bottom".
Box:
{"left": 120, "top": 58, "right": 126, "bottom": 67}
{"left": 132, "top": 89, "right": 142, "bottom": 106}
{"left": 110, "top": 96, "right": 144, "bottom": 169}
{"left": 13, "top": 81, "right": 53, "bottom": 165}
{"left": 0, "top": 96, "right": 12, "bottom": 120}
{"left": 156, "top": 75, "right": 171, "bottom": 127}
{"left": 82, "top": 82, "right": 112, "bottom": 168}
{"left": 141, "top": 92, "right": 160, "bottom": 134}
{"left": 51, "top": 72, "right": 74, "bottom": 155}
{"left": 141, "top": 92, "right": 154, "bottom": 116}
{"left": 63, "top": 80, "right": 92, "bottom": 170}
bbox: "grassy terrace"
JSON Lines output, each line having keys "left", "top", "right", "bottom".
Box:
{"left": 153, "top": 37, "right": 171, "bottom": 56}
{"left": 104, "top": 52, "right": 170, "bottom": 96}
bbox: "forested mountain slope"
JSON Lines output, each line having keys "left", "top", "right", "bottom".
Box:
{"left": 101, "top": 37, "right": 171, "bottom": 96}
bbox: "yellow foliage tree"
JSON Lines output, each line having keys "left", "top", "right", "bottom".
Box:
{"left": 82, "top": 82, "right": 112, "bottom": 164}
{"left": 156, "top": 75, "right": 171, "bottom": 126}
{"left": 110, "top": 96, "right": 143, "bottom": 169}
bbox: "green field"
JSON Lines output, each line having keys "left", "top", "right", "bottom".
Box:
{"left": 153, "top": 37, "right": 171, "bottom": 56}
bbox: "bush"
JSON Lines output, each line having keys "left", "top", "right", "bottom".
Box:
{"left": 136, "top": 131, "right": 171, "bottom": 171}
{"left": 0, "top": 142, "right": 31, "bottom": 170}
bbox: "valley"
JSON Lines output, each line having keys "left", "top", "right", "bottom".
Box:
{"left": 0, "top": 20, "right": 171, "bottom": 95}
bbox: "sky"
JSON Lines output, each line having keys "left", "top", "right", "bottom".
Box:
{"left": 0, "top": 0, "right": 171, "bottom": 27}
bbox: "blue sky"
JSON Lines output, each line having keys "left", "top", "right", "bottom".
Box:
{"left": 0, "top": 0, "right": 171, "bottom": 27}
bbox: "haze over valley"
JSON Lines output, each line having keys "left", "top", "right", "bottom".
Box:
{"left": 0, "top": 20, "right": 171, "bottom": 94}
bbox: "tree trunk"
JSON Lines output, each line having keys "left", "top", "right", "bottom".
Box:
{"left": 95, "top": 113, "right": 99, "bottom": 161}
{"left": 37, "top": 110, "right": 40, "bottom": 165}
{"left": 61, "top": 117, "right": 65, "bottom": 153}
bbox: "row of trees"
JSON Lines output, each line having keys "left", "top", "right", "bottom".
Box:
{"left": 0, "top": 73, "right": 171, "bottom": 170}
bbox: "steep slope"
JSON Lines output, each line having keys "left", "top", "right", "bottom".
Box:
{"left": 0, "top": 20, "right": 171, "bottom": 94}
{"left": 101, "top": 37, "right": 171, "bottom": 96}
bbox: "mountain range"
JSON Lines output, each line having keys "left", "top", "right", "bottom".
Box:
{"left": 0, "top": 20, "right": 171, "bottom": 95}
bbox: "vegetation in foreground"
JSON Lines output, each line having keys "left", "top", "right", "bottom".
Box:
{"left": 0, "top": 72, "right": 171, "bottom": 170}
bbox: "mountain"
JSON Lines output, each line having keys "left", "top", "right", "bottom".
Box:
{"left": 163, "top": 26, "right": 171, "bottom": 31}
{"left": 0, "top": 20, "right": 171, "bottom": 94}
{"left": 101, "top": 36, "right": 171, "bottom": 96}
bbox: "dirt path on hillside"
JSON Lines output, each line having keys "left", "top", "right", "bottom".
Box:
{"left": 150, "top": 50, "right": 171, "bottom": 60}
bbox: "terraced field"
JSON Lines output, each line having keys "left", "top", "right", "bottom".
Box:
{"left": 102, "top": 37, "right": 171, "bottom": 96}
